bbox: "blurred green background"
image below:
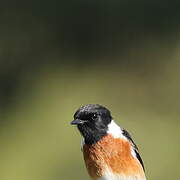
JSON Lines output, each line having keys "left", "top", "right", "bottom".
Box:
{"left": 0, "top": 1, "right": 180, "bottom": 180}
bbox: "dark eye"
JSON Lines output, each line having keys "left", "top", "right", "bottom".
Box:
{"left": 92, "top": 113, "right": 98, "bottom": 120}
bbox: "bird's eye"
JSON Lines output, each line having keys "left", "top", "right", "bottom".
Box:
{"left": 92, "top": 113, "right": 97, "bottom": 120}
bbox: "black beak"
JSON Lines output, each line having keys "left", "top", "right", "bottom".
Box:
{"left": 71, "top": 119, "right": 85, "bottom": 125}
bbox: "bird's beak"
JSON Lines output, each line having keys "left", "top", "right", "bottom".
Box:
{"left": 71, "top": 119, "right": 85, "bottom": 125}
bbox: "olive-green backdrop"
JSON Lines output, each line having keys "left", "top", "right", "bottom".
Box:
{"left": 0, "top": 1, "right": 180, "bottom": 180}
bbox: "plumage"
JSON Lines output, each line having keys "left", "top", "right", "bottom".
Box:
{"left": 122, "top": 129, "right": 145, "bottom": 171}
{"left": 71, "top": 104, "right": 146, "bottom": 180}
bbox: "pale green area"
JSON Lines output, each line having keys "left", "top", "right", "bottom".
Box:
{"left": 0, "top": 52, "right": 180, "bottom": 180}
{"left": 0, "top": 2, "right": 180, "bottom": 179}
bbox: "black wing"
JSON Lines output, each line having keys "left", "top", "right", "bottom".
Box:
{"left": 122, "top": 129, "right": 145, "bottom": 171}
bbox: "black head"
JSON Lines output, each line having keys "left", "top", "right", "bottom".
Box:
{"left": 71, "top": 104, "right": 112, "bottom": 145}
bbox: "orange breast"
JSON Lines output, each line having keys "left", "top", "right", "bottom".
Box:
{"left": 83, "top": 134, "right": 145, "bottom": 179}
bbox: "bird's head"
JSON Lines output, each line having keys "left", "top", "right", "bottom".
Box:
{"left": 71, "top": 104, "right": 112, "bottom": 144}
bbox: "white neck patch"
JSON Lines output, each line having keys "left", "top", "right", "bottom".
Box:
{"left": 107, "top": 120, "right": 126, "bottom": 139}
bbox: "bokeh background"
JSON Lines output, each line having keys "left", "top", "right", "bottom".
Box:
{"left": 0, "top": 1, "right": 180, "bottom": 180}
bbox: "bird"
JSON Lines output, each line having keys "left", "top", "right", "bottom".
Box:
{"left": 71, "top": 104, "right": 146, "bottom": 180}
